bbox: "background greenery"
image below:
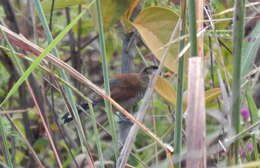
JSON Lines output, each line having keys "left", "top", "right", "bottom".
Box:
{"left": 0, "top": 0, "right": 259, "bottom": 167}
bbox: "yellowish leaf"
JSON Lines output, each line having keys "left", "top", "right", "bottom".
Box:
{"left": 132, "top": 7, "right": 179, "bottom": 72}
{"left": 51, "top": 124, "right": 59, "bottom": 131}
{"left": 184, "top": 88, "right": 221, "bottom": 108}
{"left": 205, "top": 88, "right": 221, "bottom": 103}
{"left": 155, "top": 77, "right": 177, "bottom": 106}
{"left": 125, "top": 0, "right": 140, "bottom": 19}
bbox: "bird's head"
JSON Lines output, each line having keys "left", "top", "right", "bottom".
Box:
{"left": 140, "top": 65, "right": 158, "bottom": 84}
{"left": 141, "top": 65, "right": 158, "bottom": 76}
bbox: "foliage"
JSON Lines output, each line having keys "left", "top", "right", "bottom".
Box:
{"left": 0, "top": 0, "right": 259, "bottom": 167}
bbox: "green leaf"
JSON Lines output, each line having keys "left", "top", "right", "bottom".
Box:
{"left": 246, "top": 92, "right": 258, "bottom": 124}
{"left": 42, "top": 0, "right": 86, "bottom": 12}
{"left": 42, "top": 0, "right": 131, "bottom": 29}
{"left": 100, "top": 0, "right": 132, "bottom": 29}
{"left": 242, "top": 21, "right": 260, "bottom": 76}
{"left": 33, "top": 138, "right": 49, "bottom": 151}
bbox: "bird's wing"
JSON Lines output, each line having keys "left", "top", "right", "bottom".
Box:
{"left": 109, "top": 73, "right": 142, "bottom": 102}
{"left": 92, "top": 73, "right": 143, "bottom": 103}
{"left": 110, "top": 73, "right": 142, "bottom": 88}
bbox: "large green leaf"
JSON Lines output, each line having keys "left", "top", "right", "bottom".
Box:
{"left": 132, "top": 7, "right": 179, "bottom": 72}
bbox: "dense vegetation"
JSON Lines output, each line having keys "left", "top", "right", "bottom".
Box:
{"left": 0, "top": 0, "right": 259, "bottom": 167}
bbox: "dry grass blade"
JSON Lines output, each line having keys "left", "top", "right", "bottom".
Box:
{"left": 196, "top": 0, "right": 204, "bottom": 57}
{"left": 186, "top": 57, "right": 206, "bottom": 168}
{"left": 213, "top": 1, "right": 260, "bottom": 17}
{"left": 26, "top": 83, "right": 63, "bottom": 167}
{"left": 0, "top": 109, "right": 27, "bottom": 114}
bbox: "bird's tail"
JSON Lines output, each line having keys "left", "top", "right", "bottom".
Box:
{"left": 62, "top": 101, "right": 97, "bottom": 124}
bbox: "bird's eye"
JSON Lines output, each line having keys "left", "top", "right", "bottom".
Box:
{"left": 143, "top": 65, "right": 158, "bottom": 74}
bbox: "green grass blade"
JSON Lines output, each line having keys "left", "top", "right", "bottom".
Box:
{"left": 246, "top": 92, "right": 258, "bottom": 123}
{"left": 95, "top": 0, "right": 118, "bottom": 158}
{"left": 246, "top": 91, "right": 259, "bottom": 160}
{"left": 188, "top": 0, "right": 198, "bottom": 57}
{"left": 174, "top": 1, "right": 186, "bottom": 168}
{"left": 0, "top": 117, "right": 13, "bottom": 168}
{"left": 231, "top": 0, "right": 246, "bottom": 163}
{"left": 241, "top": 21, "right": 260, "bottom": 76}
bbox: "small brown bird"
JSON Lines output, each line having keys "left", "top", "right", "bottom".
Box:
{"left": 62, "top": 65, "right": 158, "bottom": 123}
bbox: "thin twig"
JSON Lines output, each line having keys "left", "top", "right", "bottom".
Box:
{"left": 0, "top": 109, "right": 27, "bottom": 114}
{"left": 26, "top": 83, "right": 63, "bottom": 167}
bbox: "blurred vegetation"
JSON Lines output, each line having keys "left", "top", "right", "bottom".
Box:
{"left": 0, "top": 0, "right": 259, "bottom": 167}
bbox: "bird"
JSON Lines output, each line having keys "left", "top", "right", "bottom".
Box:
{"left": 62, "top": 65, "right": 158, "bottom": 123}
